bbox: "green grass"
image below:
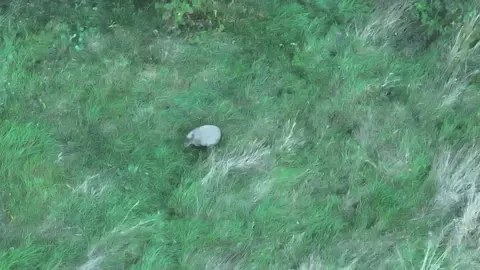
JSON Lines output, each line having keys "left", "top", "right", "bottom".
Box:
{"left": 0, "top": 0, "right": 479, "bottom": 269}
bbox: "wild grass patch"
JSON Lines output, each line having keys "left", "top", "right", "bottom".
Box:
{"left": 0, "top": 0, "right": 479, "bottom": 269}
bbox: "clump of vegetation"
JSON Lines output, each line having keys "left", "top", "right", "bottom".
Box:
{"left": 154, "top": 0, "right": 228, "bottom": 32}
{"left": 0, "top": 0, "right": 479, "bottom": 269}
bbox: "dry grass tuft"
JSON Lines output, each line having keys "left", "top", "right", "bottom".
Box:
{"left": 79, "top": 216, "right": 155, "bottom": 269}
{"left": 36, "top": 214, "right": 75, "bottom": 241}
{"left": 440, "top": 13, "right": 480, "bottom": 108}
{"left": 296, "top": 252, "right": 358, "bottom": 270}
{"left": 276, "top": 119, "right": 305, "bottom": 153}
{"left": 66, "top": 173, "right": 110, "bottom": 198}
{"left": 356, "top": 0, "right": 412, "bottom": 47}
{"left": 84, "top": 31, "right": 108, "bottom": 54}
{"left": 446, "top": 13, "right": 480, "bottom": 73}
{"left": 201, "top": 139, "right": 272, "bottom": 188}
{"left": 77, "top": 256, "right": 105, "bottom": 270}
{"left": 297, "top": 253, "right": 325, "bottom": 270}
{"left": 200, "top": 119, "right": 304, "bottom": 190}
{"left": 426, "top": 142, "right": 480, "bottom": 267}
{"left": 419, "top": 232, "right": 450, "bottom": 270}
{"left": 440, "top": 71, "right": 472, "bottom": 108}
{"left": 449, "top": 193, "right": 480, "bottom": 247}
{"left": 102, "top": 55, "right": 131, "bottom": 87}
{"left": 148, "top": 36, "right": 188, "bottom": 64}
{"left": 138, "top": 65, "right": 161, "bottom": 82}
{"left": 432, "top": 143, "right": 480, "bottom": 212}
{"left": 201, "top": 254, "right": 239, "bottom": 270}
{"left": 249, "top": 177, "right": 275, "bottom": 205}
{"left": 132, "top": 103, "right": 155, "bottom": 124}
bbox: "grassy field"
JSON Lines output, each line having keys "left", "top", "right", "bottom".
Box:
{"left": 0, "top": 0, "right": 479, "bottom": 269}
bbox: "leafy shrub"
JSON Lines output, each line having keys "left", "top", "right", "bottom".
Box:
{"left": 155, "top": 0, "right": 225, "bottom": 31}
{"left": 413, "top": 0, "right": 476, "bottom": 37}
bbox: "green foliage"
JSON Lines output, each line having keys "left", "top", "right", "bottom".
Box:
{"left": 414, "top": 0, "right": 447, "bottom": 36}
{"left": 413, "top": 0, "right": 477, "bottom": 37}
{"left": 0, "top": 0, "right": 479, "bottom": 269}
{"left": 156, "top": 0, "right": 195, "bottom": 26}
{"left": 154, "top": 0, "right": 224, "bottom": 31}
{"left": 0, "top": 121, "right": 64, "bottom": 225}
{"left": 66, "top": 25, "right": 98, "bottom": 52}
